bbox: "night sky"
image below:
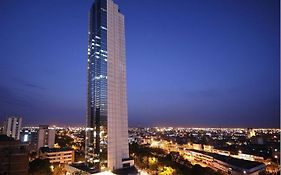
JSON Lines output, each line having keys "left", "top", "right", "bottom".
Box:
{"left": 0, "top": 0, "right": 279, "bottom": 127}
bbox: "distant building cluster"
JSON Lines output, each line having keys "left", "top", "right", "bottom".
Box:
{"left": 0, "top": 117, "right": 75, "bottom": 175}
{"left": 0, "top": 115, "right": 280, "bottom": 175}
{"left": 129, "top": 127, "right": 280, "bottom": 174}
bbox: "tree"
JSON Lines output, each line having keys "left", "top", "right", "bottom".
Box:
{"left": 158, "top": 166, "right": 175, "bottom": 175}
{"left": 29, "top": 158, "right": 52, "bottom": 175}
{"left": 55, "top": 135, "right": 74, "bottom": 148}
{"left": 53, "top": 164, "right": 66, "bottom": 175}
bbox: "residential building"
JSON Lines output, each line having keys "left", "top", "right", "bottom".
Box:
{"left": 3, "top": 117, "right": 22, "bottom": 140}
{"left": 37, "top": 125, "right": 55, "bottom": 149}
{"left": 20, "top": 127, "right": 38, "bottom": 152}
{"left": 39, "top": 147, "right": 74, "bottom": 164}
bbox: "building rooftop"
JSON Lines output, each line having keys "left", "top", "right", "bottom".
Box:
{"left": 112, "top": 166, "right": 139, "bottom": 175}
{"left": 70, "top": 163, "right": 99, "bottom": 174}
{"left": 0, "top": 135, "right": 15, "bottom": 142}
{"left": 189, "top": 149, "right": 265, "bottom": 170}
{"left": 39, "top": 147, "right": 73, "bottom": 153}
{"left": 212, "top": 153, "right": 264, "bottom": 169}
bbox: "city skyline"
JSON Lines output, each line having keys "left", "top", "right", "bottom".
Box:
{"left": 0, "top": 0, "right": 280, "bottom": 128}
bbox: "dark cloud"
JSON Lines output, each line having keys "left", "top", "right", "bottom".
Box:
{"left": 0, "top": 84, "right": 84, "bottom": 126}
{"left": 0, "top": 85, "right": 29, "bottom": 106}
{"left": 11, "top": 77, "right": 45, "bottom": 90}
{"left": 24, "top": 83, "right": 45, "bottom": 90}
{"left": 0, "top": 85, "right": 32, "bottom": 122}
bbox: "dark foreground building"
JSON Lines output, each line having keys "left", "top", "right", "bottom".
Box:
{"left": 0, "top": 135, "right": 29, "bottom": 175}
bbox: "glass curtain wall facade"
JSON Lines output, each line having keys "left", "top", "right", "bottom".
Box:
{"left": 86, "top": 0, "right": 129, "bottom": 171}
{"left": 86, "top": 0, "right": 108, "bottom": 170}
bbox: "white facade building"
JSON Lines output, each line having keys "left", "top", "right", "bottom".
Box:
{"left": 37, "top": 125, "right": 55, "bottom": 149}
{"left": 3, "top": 117, "right": 22, "bottom": 140}
{"left": 107, "top": 0, "right": 129, "bottom": 170}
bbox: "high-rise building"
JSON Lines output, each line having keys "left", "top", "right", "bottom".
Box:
{"left": 3, "top": 117, "right": 22, "bottom": 140}
{"left": 20, "top": 127, "right": 38, "bottom": 153}
{"left": 37, "top": 125, "right": 55, "bottom": 149}
{"left": 86, "top": 0, "right": 129, "bottom": 171}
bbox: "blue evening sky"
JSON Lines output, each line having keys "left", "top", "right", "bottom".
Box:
{"left": 0, "top": 0, "right": 279, "bottom": 127}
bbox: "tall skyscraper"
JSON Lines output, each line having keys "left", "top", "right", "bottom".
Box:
{"left": 86, "top": 0, "right": 129, "bottom": 171}
{"left": 3, "top": 117, "right": 22, "bottom": 140}
{"left": 37, "top": 125, "right": 55, "bottom": 149}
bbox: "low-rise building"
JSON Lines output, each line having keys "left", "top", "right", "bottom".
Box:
{"left": 232, "top": 153, "right": 264, "bottom": 162}
{"left": 212, "top": 148, "right": 231, "bottom": 156}
{"left": 192, "top": 143, "right": 203, "bottom": 150}
{"left": 39, "top": 147, "right": 74, "bottom": 164}
{"left": 203, "top": 145, "right": 214, "bottom": 152}
{"left": 186, "top": 149, "right": 266, "bottom": 175}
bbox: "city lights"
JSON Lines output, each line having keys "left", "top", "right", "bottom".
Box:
{"left": 0, "top": 0, "right": 279, "bottom": 175}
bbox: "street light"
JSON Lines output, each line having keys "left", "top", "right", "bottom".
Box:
{"left": 274, "top": 155, "right": 279, "bottom": 165}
